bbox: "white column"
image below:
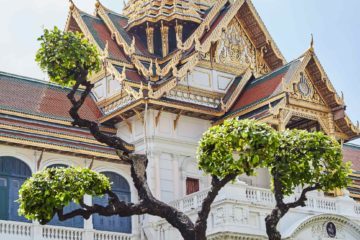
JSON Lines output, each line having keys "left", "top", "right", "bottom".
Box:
{"left": 146, "top": 151, "right": 156, "bottom": 194}
{"left": 83, "top": 195, "right": 94, "bottom": 240}
{"left": 32, "top": 221, "right": 43, "bottom": 240}
{"left": 172, "top": 154, "right": 180, "bottom": 199}
{"left": 153, "top": 152, "right": 161, "bottom": 199}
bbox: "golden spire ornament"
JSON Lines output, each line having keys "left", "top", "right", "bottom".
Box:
{"left": 309, "top": 33, "right": 314, "bottom": 52}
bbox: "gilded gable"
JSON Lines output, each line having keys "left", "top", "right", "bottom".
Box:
{"left": 289, "top": 70, "right": 325, "bottom": 106}
{"left": 214, "top": 19, "right": 256, "bottom": 74}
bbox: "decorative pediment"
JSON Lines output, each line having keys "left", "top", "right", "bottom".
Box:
{"left": 214, "top": 19, "right": 256, "bottom": 73}
{"left": 199, "top": 18, "right": 269, "bottom": 76}
{"left": 289, "top": 70, "right": 326, "bottom": 106}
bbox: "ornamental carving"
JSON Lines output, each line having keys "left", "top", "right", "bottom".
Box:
{"left": 291, "top": 72, "right": 325, "bottom": 105}
{"left": 310, "top": 221, "right": 345, "bottom": 239}
{"left": 215, "top": 19, "right": 256, "bottom": 73}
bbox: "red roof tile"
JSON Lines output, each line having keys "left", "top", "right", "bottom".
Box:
{"left": 343, "top": 144, "right": 360, "bottom": 172}
{"left": 81, "top": 14, "right": 130, "bottom": 63}
{"left": 229, "top": 72, "right": 285, "bottom": 112}
{"left": 0, "top": 71, "right": 102, "bottom": 122}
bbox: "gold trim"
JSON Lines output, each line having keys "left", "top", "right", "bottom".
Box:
{"left": 149, "top": 99, "right": 224, "bottom": 116}
{"left": 0, "top": 123, "right": 106, "bottom": 146}
{"left": 245, "top": 0, "right": 286, "bottom": 64}
{"left": 0, "top": 109, "right": 71, "bottom": 126}
{"left": 96, "top": 3, "right": 135, "bottom": 56}
{"left": 0, "top": 136, "right": 118, "bottom": 160}
{"left": 288, "top": 96, "right": 330, "bottom": 113}
{"left": 220, "top": 93, "right": 286, "bottom": 122}
{"left": 99, "top": 100, "right": 143, "bottom": 123}
{"left": 224, "top": 68, "right": 253, "bottom": 111}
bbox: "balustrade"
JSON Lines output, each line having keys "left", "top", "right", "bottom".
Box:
{"left": 0, "top": 220, "right": 133, "bottom": 240}
{"left": 169, "top": 183, "right": 360, "bottom": 217}
{"left": 0, "top": 221, "right": 31, "bottom": 238}
{"left": 94, "top": 231, "right": 132, "bottom": 240}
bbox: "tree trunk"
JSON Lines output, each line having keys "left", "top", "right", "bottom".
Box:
{"left": 265, "top": 208, "right": 284, "bottom": 240}
{"left": 194, "top": 229, "right": 207, "bottom": 240}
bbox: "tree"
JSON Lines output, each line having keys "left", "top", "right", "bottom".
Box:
{"left": 19, "top": 27, "right": 274, "bottom": 240}
{"left": 264, "top": 129, "right": 351, "bottom": 240}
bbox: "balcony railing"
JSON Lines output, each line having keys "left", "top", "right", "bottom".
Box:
{"left": 169, "top": 182, "right": 360, "bottom": 217}
{"left": 0, "top": 220, "right": 133, "bottom": 240}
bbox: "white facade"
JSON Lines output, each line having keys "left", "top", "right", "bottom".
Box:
{"left": 2, "top": 109, "right": 360, "bottom": 240}
{"left": 0, "top": 65, "right": 359, "bottom": 240}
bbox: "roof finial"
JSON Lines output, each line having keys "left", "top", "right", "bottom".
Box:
{"left": 69, "top": 0, "right": 75, "bottom": 11}
{"left": 95, "top": 0, "right": 101, "bottom": 9}
{"left": 309, "top": 33, "right": 314, "bottom": 52}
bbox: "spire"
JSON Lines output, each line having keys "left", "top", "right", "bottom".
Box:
{"left": 69, "top": 0, "right": 75, "bottom": 11}
{"left": 95, "top": 0, "right": 101, "bottom": 9}
{"left": 309, "top": 33, "right": 314, "bottom": 52}
{"left": 123, "top": 0, "right": 213, "bottom": 29}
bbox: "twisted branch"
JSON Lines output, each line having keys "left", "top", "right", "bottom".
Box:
{"left": 64, "top": 72, "right": 196, "bottom": 239}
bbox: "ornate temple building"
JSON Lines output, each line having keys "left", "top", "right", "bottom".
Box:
{"left": 1, "top": 0, "right": 360, "bottom": 239}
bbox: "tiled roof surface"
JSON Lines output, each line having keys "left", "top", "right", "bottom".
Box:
{"left": 0, "top": 71, "right": 118, "bottom": 158}
{"left": 0, "top": 71, "right": 102, "bottom": 122}
{"left": 343, "top": 143, "right": 360, "bottom": 172}
{"left": 107, "top": 12, "right": 132, "bottom": 45}
{"left": 228, "top": 63, "right": 292, "bottom": 114}
{"left": 81, "top": 13, "right": 130, "bottom": 63}
{"left": 113, "top": 65, "right": 145, "bottom": 83}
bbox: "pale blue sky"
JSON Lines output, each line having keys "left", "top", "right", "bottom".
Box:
{"left": 0, "top": 0, "right": 359, "bottom": 143}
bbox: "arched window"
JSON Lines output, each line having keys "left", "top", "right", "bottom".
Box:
{"left": 0, "top": 156, "right": 32, "bottom": 222}
{"left": 93, "top": 172, "right": 131, "bottom": 233}
{"left": 46, "top": 164, "right": 84, "bottom": 228}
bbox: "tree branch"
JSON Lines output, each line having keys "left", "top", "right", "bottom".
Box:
{"left": 286, "top": 184, "right": 321, "bottom": 209}
{"left": 128, "top": 154, "right": 196, "bottom": 239}
{"left": 194, "top": 174, "right": 237, "bottom": 239}
{"left": 66, "top": 75, "right": 196, "bottom": 239}
{"left": 66, "top": 71, "right": 133, "bottom": 154}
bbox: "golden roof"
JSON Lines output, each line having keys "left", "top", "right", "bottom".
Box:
{"left": 123, "top": 0, "right": 215, "bottom": 28}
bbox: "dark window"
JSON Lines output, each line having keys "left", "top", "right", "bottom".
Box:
{"left": 186, "top": 178, "right": 199, "bottom": 195}
{"left": 153, "top": 26, "right": 163, "bottom": 56}
{"left": 93, "top": 172, "right": 131, "bottom": 233}
{"left": 0, "top": 157, "right": 32, "bottom": 222}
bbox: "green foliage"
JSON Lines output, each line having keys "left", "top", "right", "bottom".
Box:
{"left": 271, "top": 130, "right": 351, "bottom": 195}
{"left": 197, "top": 118, "right": 279, "bottom": 178}
{"left": 35, "top": 27, "right": 100, "bottom": 87}
{"left": 18, "top": 167, "right": 110, "bottom": 224}
{"left": 197, "top": 119, "right": 351, "bottom": 196}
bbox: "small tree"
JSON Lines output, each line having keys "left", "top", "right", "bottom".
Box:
{"left": 265, "top": 130, "right": 351, "bottom": 240}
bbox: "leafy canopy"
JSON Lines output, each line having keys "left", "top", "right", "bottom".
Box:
{"left": 271, "top": 129, "right": 351, "bottom": 195}
{"left": 198, "top": 119, "right": 351, "bottom": 194}
{"left": 35, "top": 27, "right": 100, "bottom": 86}
{"left": 18, "top": 167, "right": 110, "bottom": 224}
{"left": 197, "top": 118, "right": 279, "bottom": 178}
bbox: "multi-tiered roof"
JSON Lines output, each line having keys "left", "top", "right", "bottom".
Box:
{"left": 63, "top": 0, "right": 359, "bottom": 141}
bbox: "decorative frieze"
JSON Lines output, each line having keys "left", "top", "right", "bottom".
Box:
{"left": 166, "top": 89, "right": 221, "bottom": 109}
{"left": 103, "top": 95, "right": 135, "bottom": 114}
